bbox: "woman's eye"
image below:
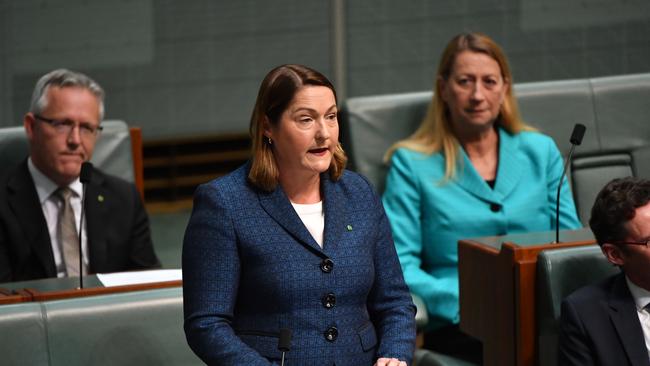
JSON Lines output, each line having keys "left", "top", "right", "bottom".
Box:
{"left": 299, "top": 117, "right": 313, "bottom": 123}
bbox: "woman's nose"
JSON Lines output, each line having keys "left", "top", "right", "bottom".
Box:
{"left": 315, "top": 119, "right": 331, "bottom": 140}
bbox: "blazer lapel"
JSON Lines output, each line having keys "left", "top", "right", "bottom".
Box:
{"left": 454, "top": 128, "right": 525, "bottom": 205}
{"left": 6, "top": 162, "right": 57, "bottom": 277}
{"left": 258, "top": 184, "right": 324, "bottom": 255}
{"left": 454, "top": 143, "right": 498, "bottom": 203}
{"left": 84, "top": 172, "right": 109, "bottom": 273}
{"left": 608, "top": 273, "right": 650, "bottom": 366}
{"left": 321, "top": 174, "right": 347, "bottom": 254}
{"left": 493, "top": 128, "right": 525, "bottom": 200}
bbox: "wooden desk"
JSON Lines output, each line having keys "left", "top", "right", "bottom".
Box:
{"left": 458, "top": 229, "right": 595, "bottom": 366}
{"left": 0, "top": 275, "right": 181, "bottom": 303}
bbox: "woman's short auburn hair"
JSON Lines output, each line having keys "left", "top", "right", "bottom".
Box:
{"left": 248, "top": 64, "right": 347, "bottom": 191}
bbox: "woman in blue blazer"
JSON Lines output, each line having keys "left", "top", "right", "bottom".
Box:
{"left": 183, "top": 64, "right": 416, "bottom": 366}
{"left": 382, "top": 33, "right": 582, "bottom": 362}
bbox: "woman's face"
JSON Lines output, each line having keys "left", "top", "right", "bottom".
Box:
{"left": 265, "top": 85, "right": 339, "bottom": 181}
{"left": 440, "top": 50, "right": 508, "bottom": 134}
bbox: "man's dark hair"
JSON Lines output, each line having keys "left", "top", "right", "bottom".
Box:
{"left": 589, "top": 177, "right": 650, "bottom": 246}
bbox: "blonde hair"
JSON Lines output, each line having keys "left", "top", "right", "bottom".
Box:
{"left": 248, "top": 64, "right": 347, "bottom": 191}
{"left": 385, "top": 32, "right": 533, "bottom": 180}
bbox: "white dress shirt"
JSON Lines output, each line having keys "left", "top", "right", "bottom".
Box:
{"left": 28, "top": 158, "right": 89, "bottom": 277}
{"left": 625, "top": 275, "right": 650, "bottom": 361}
{"left": 291, "top": 201, "right": 324, "bottom": 248}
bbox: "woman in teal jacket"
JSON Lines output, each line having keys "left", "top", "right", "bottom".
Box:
{"left": 382, "top": 32, "right": 582, "bottom": 362}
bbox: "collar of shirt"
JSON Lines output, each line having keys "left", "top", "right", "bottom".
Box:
{"left": 626, "top": 275, "right": 650, "bottom": 311}
{"left": 28, "top": 158, "right": 83, "bottom": 203}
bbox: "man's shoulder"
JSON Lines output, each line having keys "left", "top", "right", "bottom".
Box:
{"left": 564, "top": 272, "right": 621, "bottom": 308}
{"left": 89, "top": 168, "right": 140, "bottom": 199}
{"left": 0, "top": 160, "right": 30, "bottom": 192}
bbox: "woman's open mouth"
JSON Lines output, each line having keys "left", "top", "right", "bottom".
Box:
{"left": 308, "top": 147, "right": 329, "bottom": 156}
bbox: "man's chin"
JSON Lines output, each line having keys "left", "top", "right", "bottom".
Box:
{"left": 57, "top": 164, "right": 82, "bottom": 182}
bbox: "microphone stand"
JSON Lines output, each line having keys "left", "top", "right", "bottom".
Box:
{"left": 78, "top": 183, "right": 87, "bottom": 289}
{"left": 78, "top": 162, "right": 93, "bottom": 289}
{"left": 555, "top": 144, "right": 577, "bottom": 244}
{"left": 278, "top": 328, "right": 292, "bottom": 366}
{"left": 555, "top": 123, "right": 586, "bottom": 243}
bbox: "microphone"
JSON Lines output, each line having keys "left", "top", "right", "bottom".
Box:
{"left": 78, "top": 162, "right": 93, "bottom": 289}
{"left": 278, "top": 328, "right": 292, "bottom": 366}
{"left": 555, "top": 124, "right": 585, "bottom": 243}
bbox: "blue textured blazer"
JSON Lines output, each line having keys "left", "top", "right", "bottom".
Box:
{"left": 382, "top": 128, "right": 582, "bottom": 330}
{"left": 183, "top": 164, "right": 416, "bottom": 365}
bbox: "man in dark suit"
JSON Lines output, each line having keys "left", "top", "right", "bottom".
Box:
{"left": 559, "top": 177, "right": 650, "bottom": 366}
{"left": 0, "top": 69, "right": 160, "bottom": 282}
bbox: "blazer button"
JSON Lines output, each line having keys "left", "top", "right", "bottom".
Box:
{"left": 322, "top": 292, "right": 336, "bottom": 309}
{"left": 320, "top": 258, "right": 334, "bottom": 273}
{"left": 324, "top": 326, "right": 338, "bottom": 342}
{"left": 490, "top": 203, "right": 502, "bottom": 212}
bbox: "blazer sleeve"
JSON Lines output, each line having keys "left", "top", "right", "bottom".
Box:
{"left": 382, "top": 149, "right": 457, "bottom": 321}
{"left": 544, "top": 138, "right": 582, "bottom": 230}
{"left": 182, "top": 183, "right": 273, "bottom": 366}
{"left": 125, "top": 183, "right": 161, "bottom": 269}
{"left": 365, "top": 177, "right": 417, "bottom": 363}
{"left": 558, "top": 298, "right": 596, "bottom": 366}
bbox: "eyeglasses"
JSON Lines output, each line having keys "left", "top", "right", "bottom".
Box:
{"left": 34, "top": 114, "right": 103, "bottom": 138}
{"left": 610, "top": 240, "right": 650, "bottom": 248}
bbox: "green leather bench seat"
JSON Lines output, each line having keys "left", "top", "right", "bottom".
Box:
{"left": 0, "top": 288, "right": 202, "bottom": 366}
{"left": 0, "top": 302, "right": 48, "bottom": 366}
{"left": 536, "top": 245, "right": 618, "bottom": 366}
{"left": 0, "top": 120, "right": 135, "bottom": 184}
{"left": 340, "top": 72, "right": 650, "bottom": 226}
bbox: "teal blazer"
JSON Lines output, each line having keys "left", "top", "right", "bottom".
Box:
{"left": 382, "top": 128, "right": 582, "bottom": 330}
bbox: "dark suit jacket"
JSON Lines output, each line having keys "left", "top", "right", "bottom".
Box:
{"left": 0, "top": 160, "right": 160, "bottom": 282}
{"left": 182, "top": 164, "right": 416, "bottom": 366}
{"left": 559, "top": 272, "right": 650, "bottom": 366}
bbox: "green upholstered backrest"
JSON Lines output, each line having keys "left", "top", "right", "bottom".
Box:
{"left": 340, "top": 91, "right": 430, "bottom": 194}
{"left": 44, "top": 287, "right": 201, "bottom": 366}
{"left": 340, "top": 73, "right": 650, "bottom": 226}
{"left": 0, "top": 302, "right": 49, "bottom": 366}
{"left": 0, "top": 120, "right": 134, "bottom": 184}
{"left": 536, "top": 245, "right": 618, "bottom": 366}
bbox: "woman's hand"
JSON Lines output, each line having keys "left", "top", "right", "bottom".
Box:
{"left": 374, "top": 357, "right": 407, "bottom": 366}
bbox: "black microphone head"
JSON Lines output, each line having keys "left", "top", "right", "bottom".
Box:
{"left": 80, "top": 162, "right": 94, "bottom": 184}
{"left": 569, "top": 123, "right": 586, "bottom": 145}
{"left": 278, "top": 328, "right": 292, "bottom": 352}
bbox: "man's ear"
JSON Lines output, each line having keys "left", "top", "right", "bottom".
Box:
{"left": 602, "top": 243, "right": 625, "bottom": 266}
{"left": 24, "top": 113, "right": 36, "bottom": 143}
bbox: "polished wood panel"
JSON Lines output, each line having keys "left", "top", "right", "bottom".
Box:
{"left": 0, "top": 289, "right": 31, "bottom": 304}
{"left": 0, "top": 276, "right": 181, "bottom": 304}
{"left": 26, "top": 280, "right": 181, "bottom": 302}
{"left": 459, "top": 233, "right": 595, "bottom": 366}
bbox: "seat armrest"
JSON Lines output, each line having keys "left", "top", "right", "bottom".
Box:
{"left": 412, "top": 292, "right": 429, "bottom": 330}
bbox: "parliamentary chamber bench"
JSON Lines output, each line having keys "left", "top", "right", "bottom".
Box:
{"left": 340, "top": 72, "right": 650, "bottom": 366}
{"left": 1, "top": 73, "right": 649, "bottom": 366}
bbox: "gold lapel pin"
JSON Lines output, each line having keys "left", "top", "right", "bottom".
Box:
{"left": 346, "top": 224, "right": 353, "bottom": 231}
{"left": 97, "top": 195, "right": 105, "bottom": 202}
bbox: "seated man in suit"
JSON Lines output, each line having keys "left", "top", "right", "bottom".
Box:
{"left": 559, "top": 176, "right": 650, "bottom": 365}
{"left": 0, "top": 69, "right": 160, "bottom": 282}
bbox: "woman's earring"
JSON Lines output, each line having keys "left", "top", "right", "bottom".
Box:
{"left": 267, "top": 136, "right": 272, "bottom": 145}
